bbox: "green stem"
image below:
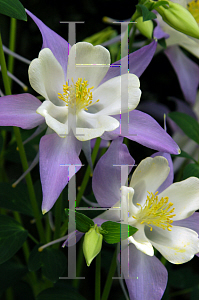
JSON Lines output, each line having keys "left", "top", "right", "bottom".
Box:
{"left": 8, "top": 18, "right": 17, "bottom": 87}
{"left": 117, "top": 10, "right": 141, "bottom": 61}
{"left": 160, "top": 255, "right": 167, "bottom": 266}
{"left": 45, "top": 214, "right": 52, "bottom": 243}
{"left": 0, "top": 31, "right": 11, "bottom": 95}
{"left": 13, "top": 127, "right": 46, "bottom": 243}
{"left": 53, "top": 193, "right": 63, "bottom": 245}
{"left": 95, "top": 252, "right": 101, "bottom": 300}
{"left": 101, "top": 246, "right": 117, "bottom": 300}
{"left": 0, "top": 30, "right": 46, "bottom": 243}
{"left": 0, "top": 18, "right": 16, "bottom": 181}
{"left": 72, "top": 238, "right": 84, "bottom": 288}
{"left": 28, "top": 233, "right": 39, "bottom": 244}
{"left": 13, "top": 211, "right": 30, "bottom": 263}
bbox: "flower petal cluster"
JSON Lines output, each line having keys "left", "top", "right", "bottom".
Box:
{"left": 92, "top": 137, "right": 199, "bottom": 299}
{"left": 0, "top": 10, "right": 180, "bottom": 213}
{"left": 29, "top": 43, "right": 141, "bottom": 141}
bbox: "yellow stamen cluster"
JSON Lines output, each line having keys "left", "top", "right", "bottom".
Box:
{"left": 187, "top": 0, "right": 199, "bottom": 24}
{"left": 58, "top": 77, "right": 99, "bottom": 112}
{"left": 133, "top": 192, "right": 176, "bottom": 231}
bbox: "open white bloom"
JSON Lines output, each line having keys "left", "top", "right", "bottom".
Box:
{"left": 28, "top": 42, "right": 141, "bottom": 141}
{"left": 114, "top": 156, "right": 199, "bottom": 264}
{"left": 157, "top": 0, "right": 199, "bottom": 57}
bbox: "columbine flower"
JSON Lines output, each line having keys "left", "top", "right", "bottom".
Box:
{"left": 29, "top": 43, "right": 140, "bottom": 141}
{"left": 0, "top": 10, "right": 180, "bottom": 213}
{"left": 156, "top": 0, "right": 199, "bottom": 58}
{"left": 154, "top": 0, "right": 199, "bottom": 105}
{"left": 92, "top": 137, "right": 199, "bottom": 300}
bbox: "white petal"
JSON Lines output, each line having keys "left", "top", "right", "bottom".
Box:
{"left": 37, "top": 100, "right": 68, "bottom": 137}
{"left": 90, "top": 74, "right": 141, "bottom": 115}
{"left": 128, "top": 225, "right": 154, "bottom": 256}
{"left": 67, "top": 42, "right": 110, "bottom": 89}
{"left": 28, "top": 48, "right": 65, "bottom": 105}
{"left": 130, "top": 156, "right": 170, "bottom": 207}
{"left": 121, "top": 186, "right": 135, "bottom": 223}
{"left": 75, "top": 110, "right": 119, "bottom": 141}
{"left": 158, "top": 177, "right": 199, "bottom": 221}
{"left": 146, "top": 225, "right": 199, "bottom": 264}
{"left": 166, "top": 27, "right": 199, "bottom": 58}
{"left": 157, "top": 14, "right": 199, "bottom": 58}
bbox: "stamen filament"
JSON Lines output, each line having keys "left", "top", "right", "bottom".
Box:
{"left": 133, "top": 192, "right": 176, "bottom": 231}
{"left": 58, "top": 77, "right": 99, "bottom": 112}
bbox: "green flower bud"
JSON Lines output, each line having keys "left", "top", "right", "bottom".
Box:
{"left": 156, "top": 1, "right": 199, "bottom": 38}
{"left": 136, "top": 17, "right": 153, "bottom": 39}
{"left": 83, "top": 224, "right": 103, "bottom": 267}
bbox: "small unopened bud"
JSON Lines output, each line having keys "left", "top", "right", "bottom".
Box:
{"left": 83, "top": 224, "right": 103, "bottom": 267}
{"left": 136, "top": 17, "right": 153, "bottom": 39}
{"left": 156, "top": 1, "right": 199, "bottom": 38}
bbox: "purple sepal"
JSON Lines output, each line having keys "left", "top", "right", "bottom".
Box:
{"left": 164, "top": 46, "right": 199, "bottom": 105}
{"left": 0, "top": 93, "right": 44, "bottom": 129}
{"left": 99, "top": 40, "right": 157, "bottom": 86}
{"left": 40, "top": 133, "right": 82, "bottom": 213}
{"left": 122, "top": 244, "right": 168, "bottom": 300}
{"left": 92, "top": 137, "right": 135, "bottom": 208}
{"left": 151, "top": 152, "right": 173, "bottom": 193}
{"left": 154, "top": 20, "right": 170, "bottom": 40}
{"left": 26, "top": 9, "right": 70, "bottom": 78}
{"left": 102, "top": 110, "right": 180, "bottom": 155}
{"left": 173, "top": 212, "right": 199, "bottom": 236}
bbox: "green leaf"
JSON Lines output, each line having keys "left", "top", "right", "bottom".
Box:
{"left": 41, "top": 248, "right": 67, "bottom": 282}
{"left": 101, "top": 221, "right": 138, "bottom": 244}
{"left": 183, "top": 163, "right": 199, "bottom": 180}
{"left": 158, "top": 38, "right": 167, "bottom": 49}
{"left": 36, "top": 287, "right": 86, "bottom": 300}
{"left": 0, "top": 183, "right": 34, "bottom": 216}
{"left": 0, "top": 0, "right": 27, "bottom": 20}
{"left": 65, "top": 209, "right": 94, "bottom": 233}
{"left": 28, "top": 244, "right": 43, "bottom": 272}
{"left": 0, "top": 259, "right": 27, "bottom": 296}
{"left": 29, "top": 245, "right": 67, "bottom": 282}
{"left": 0, "top": 215, "right": 28, "bottom": 264}
{"left": 168, "top": 112, "right": 199, "bottom": 144}
{"left": 172, "top": 149, "right": 197, "bottom": 164}
{"left": 152, "top": 1, "right": 169, "bottom": 10}
{"left": 136, "top": 4, "right": 157, "bottom": 21}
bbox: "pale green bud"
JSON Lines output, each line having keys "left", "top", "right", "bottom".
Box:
{"left": 156, "top": 1, "right": 199, "bottom": 38}
{"left": 83, "top": 224, "right": 103, "bottom": 267}
{"left": 136, "top": 17, "right": 153, "bottom": 39}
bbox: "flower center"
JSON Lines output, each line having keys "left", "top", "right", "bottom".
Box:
{"left": 187, "top": 0, "right": 199, "bottom": 24}
{"left": 133, "top": 192, "right": 176, "bottom": 231}
{"left": 58, "top": 77, "right": 99, "bottom": 113}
